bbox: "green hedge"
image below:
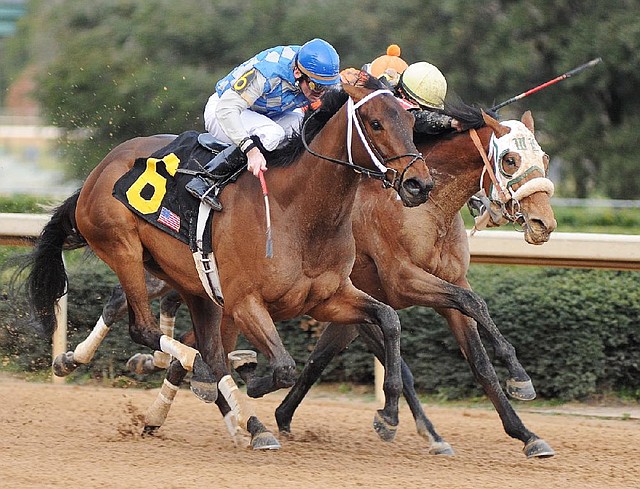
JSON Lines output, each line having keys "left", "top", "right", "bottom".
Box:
{"left": 1, "top": 257, "right": 638, "bottom": 401}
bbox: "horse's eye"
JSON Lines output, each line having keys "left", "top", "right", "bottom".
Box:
{"left": 370, "top": 120, "right": 382, "bottom": 131}
{"left": 501, "top": 155, "right": 519, "bottom": 176}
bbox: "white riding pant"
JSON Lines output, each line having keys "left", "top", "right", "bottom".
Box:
{"left": 203, "top": 93, "right": 304, "bottom": 152}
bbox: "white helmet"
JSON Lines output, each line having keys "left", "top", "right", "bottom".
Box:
{"left": 400, "top": 62, "right": 447, "bottom": 110}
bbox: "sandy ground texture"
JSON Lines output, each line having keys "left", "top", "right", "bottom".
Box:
{"left": 1, "top": 374, "right": 639, "bottom": 489}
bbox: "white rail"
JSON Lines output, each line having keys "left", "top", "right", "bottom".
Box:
{"left": 2, "top": 213, "right": 639, "bottom": 392}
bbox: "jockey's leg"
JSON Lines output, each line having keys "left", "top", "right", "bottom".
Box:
{"left": 185, "top": 145, "right": 247, "bottom": 210}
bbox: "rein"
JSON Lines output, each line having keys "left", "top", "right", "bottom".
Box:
{"left": 301, "top": 89, "right": 424, "bottom": 189}
{"left": 469, "top": 127, "right": 527, "bottom": 228}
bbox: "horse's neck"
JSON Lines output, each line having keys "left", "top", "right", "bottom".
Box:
{"left": 427, "top": 126, "right": 491, "bottom": 221}
{"left": 271, "top": 124, "right": 361, "bottom": 229}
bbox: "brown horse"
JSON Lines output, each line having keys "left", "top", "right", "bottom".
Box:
{"left": 25, "top": 79, "right": 432, "bottom": 450}
{"left": 274, "top": 108, "right": 557, "bottom": 458}
{"left": 139, "top": 105, "right": 556, "bottom": 457}
{"left": 55, "top": 102, "right": 557, "bottom": 457}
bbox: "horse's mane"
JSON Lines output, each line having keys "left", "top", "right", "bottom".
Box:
{"left": 267, "top": 77, "right": 389, "bottom": 168}
{"left": 265, "top": 77, "right": 494, "bottom": 164}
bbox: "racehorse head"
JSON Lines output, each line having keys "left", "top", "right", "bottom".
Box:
{"left": 477, "top": 111, "right": 557, "bottom": 244}
{"left": 338, "top": 81, "right": 433, "bottom": 207}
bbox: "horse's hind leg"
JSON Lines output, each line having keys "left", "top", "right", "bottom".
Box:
{"left": 127, "top": 285, "right": 182, "bottom": 374}
{"left": 438, "top": 307, "right": 554, "bottom": 458}
{"left": 52, "top": 280, "right": 130, "bottom": 376}
{"left": 144, "top": 358, "right": 188, "bottom": 435}
{"left": 53, "top": 272, "right": 174, "bottom": 377}
{"left": 275, "top": 323, "right": 359, "bottom": 435}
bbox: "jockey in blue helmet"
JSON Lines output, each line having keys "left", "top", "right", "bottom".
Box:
{"left": 186, "top": 38, "right": 341, "bottom": 210}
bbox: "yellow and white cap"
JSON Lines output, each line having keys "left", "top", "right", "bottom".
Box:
{"left": 400, "top": 61, "right": 447, "bottom": 110}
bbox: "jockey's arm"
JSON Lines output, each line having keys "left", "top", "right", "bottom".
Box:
{"left": 215, "top": 71, "right": 268, "bottom": 176}
{"left": 412, "top": 109, "right": 461, "bottom": 134}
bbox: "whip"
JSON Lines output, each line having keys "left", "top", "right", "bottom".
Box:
{"left": 258, "top": 170, "right": 273, "bottom": 258}
{"left": 490, "top": 57, "right": 603, "bottom": 111}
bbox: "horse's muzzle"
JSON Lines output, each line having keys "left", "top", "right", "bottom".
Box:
{"left": 399, "top": 177, "right": 433, "bottom": 207}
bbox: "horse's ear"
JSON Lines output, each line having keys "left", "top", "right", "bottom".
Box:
{"left": 521, "top": 110, "right": 535, "bottom": 134}
{"left": 343, "top": 83, "right": 365, "bottom": 102}
{"left": 482, "top": 110, "right": 510, "bottom": 138}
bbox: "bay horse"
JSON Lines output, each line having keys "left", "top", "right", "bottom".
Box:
{"left": 141, "top": 106, "right": 556, "bottom": 458}
{"left": 25, "top": 79, "right": 433, "bottom": 450}
{"left": 53, "top": 102, "right": 557, "bottom": 458}
{"left": 275, "top": 108, "right": 557, "bottom": 458}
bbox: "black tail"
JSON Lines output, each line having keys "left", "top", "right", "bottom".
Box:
{"left": 26, "top": 190, "right": 86, "bottom": 338}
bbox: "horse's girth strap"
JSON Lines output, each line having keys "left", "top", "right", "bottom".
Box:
{"left": 469, "top": 128, "right": 509, "bottom": 202}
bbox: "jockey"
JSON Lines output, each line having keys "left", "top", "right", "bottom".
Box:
{"left": 186, "top": 38, "right": 341, "bottom": 210}
{"left": 397, "top": 61, "right": 462, "bottom": 134}
{"left": 341, "top": 46, "right": 462, "bottom": 135}
{"left": 363, "top": 44, "right": 408, "bottom": 89}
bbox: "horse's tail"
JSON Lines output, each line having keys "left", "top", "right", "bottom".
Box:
{"left": 26, "top": 190, "right": 86, "bottom": 338}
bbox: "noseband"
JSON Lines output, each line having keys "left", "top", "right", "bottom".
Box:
{"left": 302, "top": 89, "right": 424, "bottom": 189}
{"left": 469, "top": 126, "right": 554, "bottom": 231}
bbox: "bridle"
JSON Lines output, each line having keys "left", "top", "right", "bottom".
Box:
{"left": 301, "top": 89, "right": 424, "bottom": 189}
{"left": 469, "top": 124, "right": 554, "bottom": 230}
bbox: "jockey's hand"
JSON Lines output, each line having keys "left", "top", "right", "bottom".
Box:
{"left": 246, "top": 146, "right": 267, "bottom": 177}
{"left": 451, "top": 118, "right": 463, "bottom": 132}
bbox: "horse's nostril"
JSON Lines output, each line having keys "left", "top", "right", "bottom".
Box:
{"left": 403, "top": 178, "right": 426, "bottom": 196}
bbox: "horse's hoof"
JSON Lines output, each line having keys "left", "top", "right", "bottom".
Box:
{"left": 190, "top": 354, "right": 217, "bottom": 402}
{"left": 228, "top": 350, "right": 258, "bottom": 370}
{"left": 373, "top": 410, "right": 397, "bottom": 442}
{"left": 52, "top": 351, "right": 78, "bottom": 377}
{"left": 190, "top": 379, "right": 218, "bottom": 403}
{"left": 126, "top": 353, "right": 156, "bottom": 375}
{"left": 251, "top": 431, "right": 281, "bottom": 450}
{"left": 277, "top": 429, "right": 293, "bottom": 440}
{"left": 429, "top": 441, "right": 455, "bottom": 456}
{"left": 142, "top": 425, "right": 160, "bottom": 436}
{"left": 523, "top": 438, "right": 555, "bottom": 458}
{"left": 506, "top": 379, "right": 536, "bottom": 401}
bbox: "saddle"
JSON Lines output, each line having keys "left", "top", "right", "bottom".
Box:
{"left": 197, "top": 133, "right": 228, "bottom": 154}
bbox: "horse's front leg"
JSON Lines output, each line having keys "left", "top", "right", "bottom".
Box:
{"left": 436, "top": 275, "right": 536, "bottom": 400}
{"left": 357, "top": 324, "right": 454, "bottom": 455}
{"left": 437, "top": 307, "right": 554, "bottom": 458}
{"left": 231, "top": 296, "right": 297, "bottom": 398}
{"left": 309, "top": 284, "right": 403, "bottom": 442}
{"left": 385, "top": 263, "right": 536, "bottom": 400}
{"left": 188, "top": 295, "right": 280, "bottom": 450}
{"left": 445, "top": 305, "right": 536, "bottom": 400}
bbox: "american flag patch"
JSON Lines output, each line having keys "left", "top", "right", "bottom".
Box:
{"left": 157, "top": 206, "right": 181, "bottom": 232}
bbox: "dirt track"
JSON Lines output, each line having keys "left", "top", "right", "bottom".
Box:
{"left": 1, "top": 375, "right": 639, "bottom": 489}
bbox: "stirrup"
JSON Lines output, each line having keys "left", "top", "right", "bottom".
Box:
{"left": 186, "top": 177, "right": 223, "bottom": 211}
{"left": 201, "top": 185, "right": 223, "bottom": 211}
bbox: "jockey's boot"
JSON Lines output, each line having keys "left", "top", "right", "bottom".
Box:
{"left": 185, "top": 145, "right": 246, "bottom": 211}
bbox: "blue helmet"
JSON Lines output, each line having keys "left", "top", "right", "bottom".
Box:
{"left": 296, "top": 38, "right": 340, "bottom": 85}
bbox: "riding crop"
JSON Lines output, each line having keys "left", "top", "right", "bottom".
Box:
{"left": 258, "top": 170, "right": 273, "bottom": 258}
{"left": 490, "top": 57, "right": 603, "bottom": 111}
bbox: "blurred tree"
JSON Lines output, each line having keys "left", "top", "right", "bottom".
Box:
{"left": 6, "top": 0, "right": 640, "bottom": 198}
